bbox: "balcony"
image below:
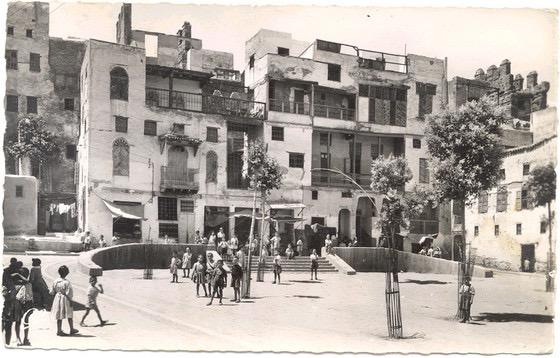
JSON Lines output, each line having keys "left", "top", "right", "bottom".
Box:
{"left": 160, "top": 166, "right": 199, "bottom": 192}
{"left": 269, "top": 99, "right": 310, "bottom": 115}
{"left": 313, "top": 104, "right": 355, "bottom": 121}
{"left": 146, "top": 88, "right": 266, "bottom": 120}
{"left": 311, "top": 171, "right": 371, "bottom": 188}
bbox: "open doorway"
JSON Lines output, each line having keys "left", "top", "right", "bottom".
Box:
{"left": 521, "top": 244, "right": 535, "bottom": 272}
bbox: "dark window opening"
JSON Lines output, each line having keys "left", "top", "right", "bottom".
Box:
{"left": 159, "top": 223, "right": 178, "bottom": 238}
{"left": 327, "top": 63, "right": 341, "bottom": 82}
{"left": 64, "top": 98, "right": 74, "bottom": 110}
{"left": 27, "top": 96, "right": 37, "bottom": 114}
{"left": 110, "top": 67, "right": 129, "bottom": 101}
{"left": 26, "top": 29, "right": 32, "bottom": 38}
{"left": 277, "top": 47, "right": 289, "bottom": 56}
{"left": 7, "top": 26, "right": 14, "bottom": 36}
{"left": 66, "top": 144, "right": 77, "bottom": 160}
{"left": 478, "top": 191, "right": 488, "bottom": 213}
{"left": 412, "top": 138, "right": 421, "bottom": 149}
{"left": 494, "top": 225, "right": 500, "bottom": 236}
{"left": 317, "top": 40, "right": 341, "bottom": 53}
{"left": 207, "top": 127, "right": 218, "bottom": 142}
{"left": 6, "top": 50, "right": 17, "bottom": 69}
{"left": 180, "top": 200, "right": 195, "bottom": 213}
{"left": 115, "top": 116, "right": 128, "bottom": 133}
{"left": 417, "top": 82, "right": 436, "bottom": 118}
{"left": 112, "top": 138, "right": 129, "bottom": 176}
{"left": 206, "top": 151, "right": 218, "bottom": 183}
{"left": 29, "top": 53, "right": 40, "bottom": 72}
{"left": 289, "top": 153, "right": 304, "bottom": 168}
{"left": 271, "top": 126, "right": 284, "bottom": 141}
{"left": 144, "top": 120, "right": 157, "bottom": 136}
{"left": 15, "top": 186, "right": 23, "bottom": 197}
{"left": 367, "top": 85, "right": 407, "bottom": 126}
{"left": 7, "top": 95, "right": 18, "bottom": 112}
{"left": 499, "top": 169, "right": 506, "bottom": 180}
{"left": 311, "top": 217, "right": 325, "bottom": 225}
{"left": 249, "top": 54, "right": 255, "bottom": 69}
{"left": 497, "top": 187, "right": 508, "bottom": 212}
{"left": 523, "top": 163, "right": 530, "bottom": 176}
{"left": 419, "top": 158, "right": 429, "bottom": 184}
{"left": 173, "top": 123, "right": 185, "bottom": 134}
{"left": 320, "top": 133, "right": 329, "bottom": 146}
{"left": 516, "top": 223, "right": 522, "bottom": 235}
{"left": 311, "top": 190, "right": 318, "bottom": 200}
{"left": 541, "top": 221, "right": 547, "bottom": 234}
{"left": 474, "top": 226, "right": 479, "bottom": 236}
{"left": 158, "top": 197, "right": 178, "bottom": 221}
{"left": 341, "top": 191, "right": 353, "bottom": 198}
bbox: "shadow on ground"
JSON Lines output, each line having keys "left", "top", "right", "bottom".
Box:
{"left": 289, "top": 280, "right": 322, "bottom": 284}
{"left": 402, "top": 279, "right": 450, "bottom": 285}
{"left": 474, "top": 312, "right": 554, "bottom": 323}
{"left": 292, "top": 295, "right": 321, "bottom": 299}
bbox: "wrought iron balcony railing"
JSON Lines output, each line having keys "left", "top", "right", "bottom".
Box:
{"left": 269, "top": 98, "right": 310, "bottom": 115}
{"left": 313, "top": 104, "right": 355, "bottom": 121}
{"left": 160, "top": 166, "right": 199, "bottom": 191}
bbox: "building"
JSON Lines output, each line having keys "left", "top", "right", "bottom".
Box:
{"left": 3, "top": 175, "right": 38, "bottom": 235}
{"left": 464, "top": 107, "right": 557, "bottom": 272}
{"left": 4, "top": 1, "right": 85, "bottom": 235}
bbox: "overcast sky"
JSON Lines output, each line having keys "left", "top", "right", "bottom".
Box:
{"left": 6, "top": 1, "right": 560, "bottom": 103}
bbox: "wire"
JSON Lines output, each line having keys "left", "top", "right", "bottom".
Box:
{"left": 49, "top": 3, "right": 65, "bottom": 15}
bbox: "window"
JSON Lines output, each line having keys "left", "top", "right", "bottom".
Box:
{"left": 516, "top": 223, "right": 522, "bottom": 235}
{"left": 478, "top": 191, "right": 488, "bottom": 213}
{"left": 7, "top": 95, "right": 18, "bottom": 112}
{"left": 115, "top": 116, "right": 128, "bottom": 133}
{"left": 249, "top": 54, "right": 255, "bottom": 69}
{"left": 541, "top": 221, "right": 547, "bottom": 234}
{"left": 26, "top": 29, "right": 32, "bottom": 38}
{"left": 412, "top": 138, "right": 421, "bottom": 149}
{"left": 7, "top": 26, "right": 14, "bottom": 36}
{"left": 317, "top": 40, "right": 341, "bottom": 53}
{"left": 144, "top": 120, "right": 157, "bottom": 136}
{"left": 518, "top": 189, "right": 533, "bottom": 210}
{"left": 66, "top": 144, "right": 76, "bottom": 160}
{"left": 523, "top": 163, "right": 530, "bottom": 176}
{"left": 271, "top": 126, "right": 284, "bottom": 141}
{"left": 474, "top": 226, "right": 479, "bottom": 236}
{"left": 289, "top": 153, "right": 304, "bottom": 168}
{"left": 206, "top": 127, "right": 218, "bottom": 142}
{"left": 110, "top": 67, "right": 129, "bottom": 101}
{"left": 158, "top": 197, "right": 178, "bottom": 220}
{"left": 6, "top": 50, "right": 17, "bottom": 69}
{"left": 15, "top": 186, "right": 23, "bottom": 198}
{"left": 277, "top": 47, "right": 289, "bottom": 56}
{"left": 367, "top": 85, "right": 407, "bottom": 127}
{"left": 64, "top": 98, "right": 74, "bottom": 110}
{"left": 159, "top": 223, "right": 178, "bottom": 238}
{"left": 26, "top": 96, "right": 37, "bottom": 114}
{"left": 327, "top": 63, "right": 341, "bottom": 82}
{"left": 180, "top": 200, "right": 195, "bottom": 213}
{"left": 311, "top": 217, "right": 325, "bottom": 225}
{"left": 320, "top": 133, "right": 329, "bottom": 146}
{"left": 416, "top": 82, "right": 437, "bottom": 118}
{"left": 29, "top": 53, "right": 40, "bottom": 72}
{"left": 494, "top": 225, "right": 500, "bottom": 236}
{"left": 371, "top": 139, "right": 380, "bottom": 160}
{"left": 206, "top": 150, "right": 218, "bottom": 183}
{"left": 173, "top": 123, "right": 185, "bottom": 134}
{"left": 499, "top": 169, "right": 506, "bottom": 181}
{"left": 112, "top": 138, "right": 129, "bottom": 176}
{"left": 419, "top": 158, "right": 429, "bottom": 184}
{"left": 311, "top": 190, "right": 318, "bottom": 200}
{"left": 341, "top": 191, "right": 353, "bottom": 198}
{"left": 496, "top": 187, "right": 508, "bottom": 212}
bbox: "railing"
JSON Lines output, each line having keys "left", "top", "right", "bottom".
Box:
{"left": 311, "top": 171, "right": 370, "bottom": 188}
{"left": 160, "top": 166, "right": 199, "bottom": 191}
{"left": 314, "top": 104, "right": 355, "bottom": 121}
{"left": 269, "top": 99, "right": 310, "bottom": 115}
{"left": 146, "top": 88, "right": 266, "bottom": 120}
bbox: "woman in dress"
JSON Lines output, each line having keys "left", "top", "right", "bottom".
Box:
{"left": 169, "top": 251, "right": 181, "bottom": 283}
{"left": 459, "top": 277, "right": 476, "bottom": 323}
{"left": 182, "top": 247, "right": 193, "bottom": 278}
{"left": 50, "top": 265, "right": 78, "bottom": 336}
{"left": 310, "top": 249, "right": 319, "bottom": 280}
{"left": 272, "top": 250, "right": 282, "bottom": 285}
{"left": 191, "top": 255, "right": 208, "bottom": 297}
{"left": 29, "top": 258, "right": 49, "bottom": 309}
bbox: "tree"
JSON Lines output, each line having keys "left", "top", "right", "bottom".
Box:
{"left": 5, "top": 117, "right": 62, "bottom": 175}
{"left": 425, "top": 96, "right": 509, "bottom": 316}
{"left": 370, "top": 154, "right": 431, "bottom": 338}
{"left": 527, "top": 163, "right": 556, "bottom": 291}
{"left": 242, "top": 138, "right": 285, "bottom": 293}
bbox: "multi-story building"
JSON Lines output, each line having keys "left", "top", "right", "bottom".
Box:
{"left": 4, "top": 1, "right": 84, "bottom": 235}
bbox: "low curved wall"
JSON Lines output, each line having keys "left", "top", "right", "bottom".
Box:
{"left": 334, "top": 247, "right": 487, "bottom": 277}
{"left": 77, "top": 244, "right": 209, "bottom": 277}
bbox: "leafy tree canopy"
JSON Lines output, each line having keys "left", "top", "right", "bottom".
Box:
{"left": 425, "top": 96, "right": 509, "bottom": 203}
{"left": 5, "top": 117, "right": 61, "bottom": 164}
{"left": 527, "top": 163, "right": 556, "bottom": 207}
{"left": 245, "top": 139, "right": 284, "bottom": 195}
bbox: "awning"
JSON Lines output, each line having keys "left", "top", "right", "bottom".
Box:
{"left": 269, "top": 203, "right": 306, "bottom": 210}
{"left": 103, "top": 200, "right": 143, "bottom": 220}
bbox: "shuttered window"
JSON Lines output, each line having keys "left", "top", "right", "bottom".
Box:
{"left": 367, "top": 85, "right": 407, "bottom": 127}
{"left": 419, "top": 158, "right": 429, "bottom": 184}
{"left": 478, "top": 191, "right": 488, "bottom": 213}
{"left": 417, "top": 82, "right": 436, "bottom": 118}
{"left": 496, "top": 187, "right": 508, "bottom": 212}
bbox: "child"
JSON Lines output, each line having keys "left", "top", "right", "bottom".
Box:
{"left": 207, "top": 260, "right": 227, "bottom": 306}
{"left": 12, "top": 266, "right": 33, "bottom": 346}
{"left": 50, "top": 265, "right": 79, "bottom": 336}
{"left": 459, "top": 277, "right": 476, "bottom": 323}
{"left": 272, "top": 250, "right": 282, "bottom": 284}
{"left": 80, "top": 276, "right": 107, "bottom": 327}
{"left": 285, "top": 244, "right": 294, "bottom": 260}
{"left": 310, "top": 249, "right": 319, "bottom": 280}
{"left": 169, "top": 251, "right": 181, "bottom": 283}
{"left": 218, "top": 238, "right": 229, "bottom": 260}
{"left": 191, "top": 255, "right": 208, "bottom": 297}
{"left": 98, "top": 235, "right": 107, "bottom": 248}
{"left": 230, "top": 256, "right": 243, "bottom": 303}
{"left": 206, "top": 253, "right": 216, "bottom": 296}
{"left": 182, "top": 247, "right": 193, "bottom": 278}
{"left": 296, "top": 238, "right": 303, "bottom": 256}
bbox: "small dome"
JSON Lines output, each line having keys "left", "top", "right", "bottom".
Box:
{"left": 475, "top": 68, "right": 485, "bottom": 76}
{"left": 500, "top": 59, "right": 511, "bottom": 66}
{"left": 528, "top": 70, "right": 538, "bottom": 76}
{"left": 487, "top": 65, "right": 497, "bottom": 71}
{"left": 515, "top": 74, "right": 523, "bottom": 80}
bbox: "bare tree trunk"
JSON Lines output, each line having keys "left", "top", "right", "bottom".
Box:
{"left": 456, "top": 199, "right": 467, "bottom": 320}
{"left": 244, "top": 183, "right": 258, "bottom": 297}
{"left": 257, "top": 192, "right": 267, "bottom": 282}
{"left": 385, "top": 227, "right": 403, "bottom": 338}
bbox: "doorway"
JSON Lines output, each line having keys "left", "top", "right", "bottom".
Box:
{"left": 521, "top": 244, "right": 535, "bottom": 272}
{"left": 338, "top": 209, "right": 351, "bottom": 243}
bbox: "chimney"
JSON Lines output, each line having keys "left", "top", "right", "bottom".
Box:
{"left": 177, "top": 22, "right": 192, "bottom": 38}
{"left": 116, "top": 3, "right": 132, "bottom": 45}
{"left": 499, "top": 59, "right": 511, "bottom": 77}
{"left": 513, "top": 74, "right": 524, "bottom": 91}
{"left": 527, "top": 71, "right": 538, "bottom": 89}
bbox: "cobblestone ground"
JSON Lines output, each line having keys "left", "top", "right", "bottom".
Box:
{"left": 2, "top": 254, "right": 555, "bottom": 354}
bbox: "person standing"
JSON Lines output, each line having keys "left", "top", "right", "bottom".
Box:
{"left": 182, "top": 247, "right": 193, "bottom": 278}
{"left": 12, "top": 266, "right": 33, "bottom": 346}
{"left": 296, "top": 237, "right": 303, "bottom": 256}
{"left": 217, "top": 227, "right": 226, "bottom": 242}
{"left": 98, "top": 235, "right": 107, "bottom": 248}
{"left": 29, "top": 258, "right": 49, "bottom": 310}
{"left": 207, "top": 260, "right": 227, "bottom": 306}
{"left": 84, "top": 231, "right": 92, "bottom": 251}
{"left": 111, "top": 235, "right": 119, "bottom": 246}
{"left": 310, "top": 249, "right": 319, "bottom": 280}
{"left": 169, "top": 252, "right": 181, "bottom": 283}
{"left": 272, "top": 250, "right": 282, "bottom": 284}
{"left": 208, "top": 231, "right": 217, "bottom": 250}
{"left": 325, "top": 235, "right": 333, "bottom": 255}
{"left": 192, "top": 255, "right": 208, "bottom": 297}
{"left": 230, "top": 234, "right": 239, "bottom": 256}
{"left": 230, "top": 257, "right": 243, "bottom": 303}
{"left": 218, "top": 238, "right": 229, "bottom": 260}
{"left": 459, "top": 277, "right": 476, "bottom": 323}
{"left": 164, "top": 235, "right": 170, "bottom": 244}
{"left": 194, "top": 230, "right": 203, "bottom": 244}
{"left": 80, "top": 276, "right": 107, "bottom": 327}
{"left": 50, "top": 265, "right": 78, "bottom": 336}
{"left": 206, "top": 253, "right": 216, "bottom": 297}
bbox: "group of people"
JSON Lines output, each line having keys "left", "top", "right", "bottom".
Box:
{"left": 75, "top": 228, "right": 118, "bottom": 251}
{"left": 2, "top": 258, "right": 108, "bottom": 346}
{"left": 418, "top": 244, "right": 442, "bottom": 258}
{"left": 193, "top": 228, "right": 240, "bottom": 261}
{"left": 325, "top": 234, "right": 358, "bottom": 254}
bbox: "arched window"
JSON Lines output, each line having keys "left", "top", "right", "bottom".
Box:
{"left": 206, "top": 150, "right": 218, "bottom": 183}
{"left": 110, "top": 67, "right": 129, "bottom": 101}
{"left": 113, "top": 138, "right": 129, "bottom": 176}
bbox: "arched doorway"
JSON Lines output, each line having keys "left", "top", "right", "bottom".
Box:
{"left": 338, "top": 209, "right": 351, "bottom": 243}
{"left": 356, "top": 197, "right": 375, "bottom": 246}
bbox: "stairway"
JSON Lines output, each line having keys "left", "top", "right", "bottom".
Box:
{"left": 224, "top": 255, "right": 338, "bottom": 273}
